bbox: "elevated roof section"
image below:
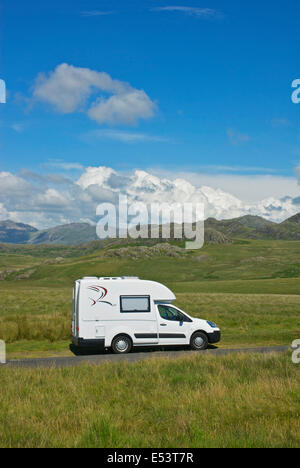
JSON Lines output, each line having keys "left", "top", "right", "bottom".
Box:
{"left": 77, "top": 277, "right": 176, "bottom": 302}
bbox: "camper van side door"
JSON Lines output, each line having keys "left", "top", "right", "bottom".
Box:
{"left": 156, "top": 304, "right": 191, "bottom": 345}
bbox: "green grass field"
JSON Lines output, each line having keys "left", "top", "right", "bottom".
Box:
{"left": 1, "top": 289, "right": 300, "bottom": 359}
{"left": 0, "top": 353, "right": 299, "bottom": 448}
{"left": 0, "top": 239, "right": 300, "bottom": 448}
{"left": 0, "top": 239, "right": 299, "bottom": 358}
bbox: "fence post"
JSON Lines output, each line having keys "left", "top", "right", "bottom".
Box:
{"left": 0, "top": 340, "right": 6, "bottom": 364}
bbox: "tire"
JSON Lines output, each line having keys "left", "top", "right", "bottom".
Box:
{"left": 190, "top": 332, "right": 208, "bottom": 351}
{"left": 112, "top": 335, "right": 132, "bottom": 354}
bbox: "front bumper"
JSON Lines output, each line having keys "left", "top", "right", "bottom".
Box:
{"left": 208, "top": 330, "right": 221, "bottom": 344}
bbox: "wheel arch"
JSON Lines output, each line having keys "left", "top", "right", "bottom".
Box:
{"left": 107, "top": 326, "right": 134, "bottom": 348}
{"left": 111, "top": 332, "right": 133, "bottom": 347}
{"left": 111, "top": 333, "right": 133, "bottom": 354}
{"left": 190, "top": 330, "right": 209, "bottom": 343}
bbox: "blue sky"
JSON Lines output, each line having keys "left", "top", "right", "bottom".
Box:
{"left": 1, "top": 0, "right": 299, "bottom": 173}
{"left": 0, "top": 1, "right": 300, "bottom": 227}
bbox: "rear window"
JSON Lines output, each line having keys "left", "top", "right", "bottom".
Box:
{"left": 120, "top": 296, "right": 151, "bottom": 313}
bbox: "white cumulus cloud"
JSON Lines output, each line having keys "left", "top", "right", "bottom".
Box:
{"left": 33, "top": 63, "right": 156, "bottom": 126}
{"left": 88, "top": 90, "right": 156, "bottom": 126}
{"left": 0, "top": 166, "right": 299, "bottom": 229}
{"left": 77, "top": 166, "right": 116, "bottom": 190}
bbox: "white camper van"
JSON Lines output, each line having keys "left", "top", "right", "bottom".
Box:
{"left": 71, "top": 277, "right": 221, "bottom": 354}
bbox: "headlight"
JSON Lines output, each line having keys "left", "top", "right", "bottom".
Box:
{"left": 207, "top": 321, "right": 218, "bottom": 328}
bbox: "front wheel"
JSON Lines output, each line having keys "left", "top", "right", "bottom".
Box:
{"left": 190, "top": 332, "right": 208, "bottom": 351}
{"left": 112, "top": 335, "right": 132, "bottom": 354}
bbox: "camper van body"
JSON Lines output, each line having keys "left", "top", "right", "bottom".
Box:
{"left": 72, "top": 277, "right": 220, "bottom": 353}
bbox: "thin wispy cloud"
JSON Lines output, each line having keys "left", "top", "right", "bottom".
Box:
{"left": 271, "top": 118, "right": 291, "bottom": 128}
{"left": 83, "top": 129, "right": 170, "bottom": 144}
{"left": 44, "top": 160, "right": 84, "bottom": 171}
{"left": 227, "top": 129, "right": 250, "bottom": 146}
{"left": 151, "top": 6, "right": 222, "bottom": 19}
{"left": 81, "top": 11, "right": 115, "bottom": 17}
{"left": 11, "top": 123, "right": 25, "bottom": 133}
{"left": 198, "top": 165, "right": 279, "bottom": 174}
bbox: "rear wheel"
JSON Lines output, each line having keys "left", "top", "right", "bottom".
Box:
{"left": 112, "top": 335, "right": 132, "bottom": 354}
{"left": 190, "top": 332, "right": 208, "bottom": 351}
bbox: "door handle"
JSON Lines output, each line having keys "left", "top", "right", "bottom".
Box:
{"left": 160, "top": 324, "right": 167, "bottom": 327}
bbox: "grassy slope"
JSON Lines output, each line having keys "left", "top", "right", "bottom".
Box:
{"left": 0, "top": 353, "right": 299, "bottom": 448}
{"left": 0, "top": 239, "right": 300, "bottom": 357}
{"left": 4, "top": 238, "right": 300, "bottom": 286}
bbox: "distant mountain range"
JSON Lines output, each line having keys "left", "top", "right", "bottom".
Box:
{"left": 1, "top": 213, "right": 300, "bottom": 246}
{"left": 205, "top": 214, "right": 300, "bottom": 241}
{"left": 0, "top": 221, "right": 98, "bottom": 245}
{"left": 0, "top": 220, "right": 38, "bottom": 244}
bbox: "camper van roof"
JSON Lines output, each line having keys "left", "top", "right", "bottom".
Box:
{"left": 77, "top": 277, "right": 176, "bottom": 302}
{"left": 81, "top": 276, "right": 140, "bottom": 281}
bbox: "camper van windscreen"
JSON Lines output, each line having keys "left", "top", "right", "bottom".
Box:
{"left": 120, "top": 296, "right": 150, "bottom": 313}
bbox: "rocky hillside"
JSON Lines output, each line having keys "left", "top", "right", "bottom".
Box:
{"left": 27, "top": 223, "right": 98, "bottom": 245}
{"left": 103, "top": 243, "right": 187, "bottom": 260}
{"left": 205, "top": 215, "right": 300, "bottom": 240}
{"left": 0, "top": 220, "right": 38, "bottom": 244}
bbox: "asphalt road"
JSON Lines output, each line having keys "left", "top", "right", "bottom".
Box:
{"left": 2, "top": 345, "right": 290, "bottom": 369}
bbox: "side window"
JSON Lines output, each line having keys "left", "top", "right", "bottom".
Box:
{"left": 120, "top": 296, "right": 151, "bottom": 313}
{"left": 158, "top": 305, "right": 183, "bottom": 322}
{"left": 158, "top": 305, "right": 192, "bottom": 322}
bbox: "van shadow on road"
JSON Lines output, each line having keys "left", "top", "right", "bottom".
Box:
{"left": 69, "top": 344, "right": 219, "bottom": 356}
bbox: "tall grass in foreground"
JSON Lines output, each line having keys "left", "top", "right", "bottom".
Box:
{"left": 0, "top": 353, "right": 299, "bottom": 448}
